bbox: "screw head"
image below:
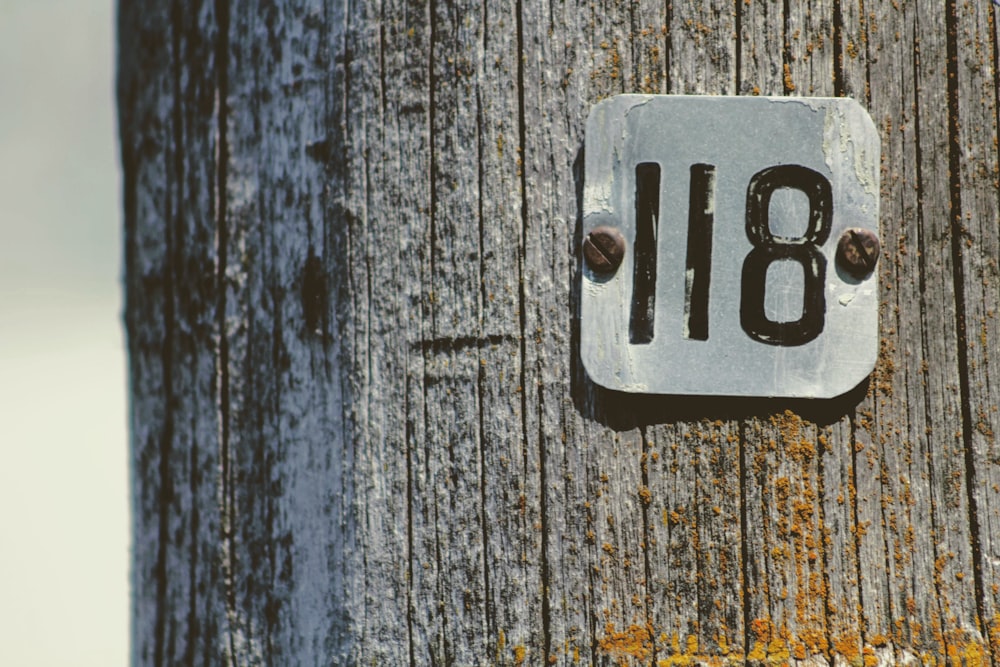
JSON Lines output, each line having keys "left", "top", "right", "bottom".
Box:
{"left": 583, "top": 226, "right": 626, "bottom": 273}
{"left": 836, "top": 228, "right": 881, "bottom": 278}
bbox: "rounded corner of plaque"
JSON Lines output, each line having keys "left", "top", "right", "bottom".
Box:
{"left": 586, "top": 96, "right": 620, "bottom": 120}
{"left": 580, "top": 352, "right": 611, "bottom": 390}
{"left": 825, "top": 359, "right": 878, "bottom": 400}
{"left": 837, "top": 97, "right": 879, "bottom": 133}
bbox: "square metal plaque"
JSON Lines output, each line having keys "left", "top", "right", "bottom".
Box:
{"left": 581, "top": 95, "right": 880, "bottom": 398}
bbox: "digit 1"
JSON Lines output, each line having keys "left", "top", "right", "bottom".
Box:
{"left": 630, "top": 163, "right": 660, "bottom": 344}
{"left": 684, "top": 164, "right": 715, "bottom": 341}
{"left": 740, "top": 165, "right": 833, "bottom": 346}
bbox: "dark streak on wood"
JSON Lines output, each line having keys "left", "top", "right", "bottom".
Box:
{"left": 947, "top": 0, "right": 990, "bottom": 652}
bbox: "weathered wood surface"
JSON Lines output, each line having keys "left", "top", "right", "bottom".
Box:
{"left": 118, "top": 0, "right": 1000, "bottom": 664}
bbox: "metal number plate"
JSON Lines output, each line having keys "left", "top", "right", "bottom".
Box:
{"left": 581, "top": 95, "right": 880, "bottom": 398}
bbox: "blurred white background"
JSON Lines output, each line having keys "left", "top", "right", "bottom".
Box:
{"left": 0, "top": 2, "right": 128, "bottom": 665}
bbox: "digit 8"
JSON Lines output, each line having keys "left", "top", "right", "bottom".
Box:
{"left": 740, "top": 165, "right": 832, "bottom": 346}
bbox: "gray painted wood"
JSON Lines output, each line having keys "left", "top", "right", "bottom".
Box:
{"left": 119, "top": 0, "right": 1000, "bottom": 664}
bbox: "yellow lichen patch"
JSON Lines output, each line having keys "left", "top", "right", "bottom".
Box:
{"left": 655, "top": 634, "right": 738, "bottom": 666}
{"left": 765, "top": 636, "right": 791, "bottom": 663}
{"left": 942, "top": 627, "right": 990, "bottom": 667}
{"left": 513, "top": 644, "right": 526, "bottom": 665}
{"left": 598, "top": 622, "right": 653, "bottom": 665}
{"left": 746, "top": 619, "right": 770, "bottom": 661}
{"left": 746, "top": 619, "right": 800, "bottom": 664}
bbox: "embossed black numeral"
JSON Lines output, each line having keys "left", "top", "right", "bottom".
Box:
{"left": 630, "top": 163, "right": 660, "bottom": 344}
{"left": 684, "top": 164, "right": 715, "bottom": 341}
{"left": 628, "top": 163, "right": 831, "bottom": 347}
{"left": 739, "top": 165, "right": 832, "bottom": 346}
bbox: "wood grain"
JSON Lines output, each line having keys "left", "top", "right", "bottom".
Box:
{"left": 119, "top": 0, "right": 1000, "bottom": 663}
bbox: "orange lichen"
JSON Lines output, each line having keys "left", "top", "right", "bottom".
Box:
{"left": 598, "top": 623, "right": 653, "bottom": 665}
{"left": 832, "top": 632, "right": 862, "bottom": 663}
{"left": 590, "top": 615, "right": 997, "bottom": 666}
{"left": 783, "top": 63, "right": 796, "bottom": 91}
{"left": 656, "top": 634, "right": 720, "bottom": 666}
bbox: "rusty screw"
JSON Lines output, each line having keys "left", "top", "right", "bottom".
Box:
{"left": 836, "top": 228, "right": 881, "bottom": 279}
{"left": 583, "top": 226, "right": 626, "bottom": 273}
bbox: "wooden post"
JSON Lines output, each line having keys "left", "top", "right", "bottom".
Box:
{"left": 118, "top": 0, "right": 1000, "bottom": 664}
